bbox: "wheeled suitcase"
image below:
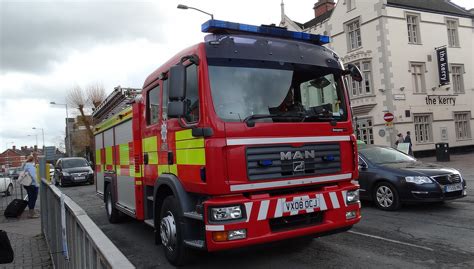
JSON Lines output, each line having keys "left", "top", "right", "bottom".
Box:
{"left": 0, "top": 230, "right": 14, "bottom": 264}
{"left": 4, "top": 199, "right": 28, "bottom": 218}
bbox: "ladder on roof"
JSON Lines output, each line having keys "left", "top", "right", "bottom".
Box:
{"left": 92, "top": 86, "right": 141, "bottom": 124}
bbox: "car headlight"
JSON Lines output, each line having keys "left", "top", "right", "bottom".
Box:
{"left": 88, "top": 170, "right": 94, "bottom": 174}
{"left": 405, "top": 176, "right": 432, "bottom": 184}
{"left": 62, "top": 172, "right": 70, "bottom": 176}
{"left": 210, "top": 206, "right": 243, "bottom": 221}
{"left": 346, "top": 189, "right": 360, "bottom": 204}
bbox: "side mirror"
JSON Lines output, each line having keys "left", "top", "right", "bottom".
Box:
{"left": 358, "top": 162, "right": 367, "bottom": 170}
{"left": 169, "top": 65, "right": 186, "bottom": 101}
{"left": 168, "top": 101, "right": 186, "bottom": 118}
{"left": 346, "top": 63, "right": 363, "bottom": 82}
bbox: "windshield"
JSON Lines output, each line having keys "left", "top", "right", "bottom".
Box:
{"left": 62, "top": 159, "right": 89, "bottom": 168}
{"left": 208, "top": 60, "right": 347, "bottom": 123}
{"left": 359, "top": 146, "right": 416, "bottom": 164}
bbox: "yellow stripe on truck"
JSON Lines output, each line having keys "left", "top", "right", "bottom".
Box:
{"left": 176, "top": 139, "right": 204, "bottom": 149}
{"left": 96, "top": 149, "right": 101, "bottom": 164}
{"left": 176, "top": 148, "right": 206, "bottom": 165}
{"left": 119, "top": 144, "right": 129, "bottom": 165}
{"left": 175, "top": 129, "right": 194, "bottom": 141}
{"left": 142, "top": 136, "right": 157, "bottom": 153}
{"left": 106, "top": 147, "right": 113, "bottom": 165}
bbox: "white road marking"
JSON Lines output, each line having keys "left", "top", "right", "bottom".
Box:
{"left": 348, "top": 231, "right": 434, "bottom": 251}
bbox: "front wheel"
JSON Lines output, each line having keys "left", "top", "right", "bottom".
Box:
{"left": 105, "top": 184, "right": 121, "bottom": 223}
{"left": 373, "top": 182, "right": 400, "bottom": 211}
{"left": 159, "top": 196, "right": 188, "bottom": 266}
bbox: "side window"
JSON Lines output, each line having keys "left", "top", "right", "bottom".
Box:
{"left": 162, "top": 79, "right": 168, "bottom": 120}
{"left": 147, "top": 85, "right": 160, "bottom": 125}
{"left": 184, "top": 65, "right": 199, "bottom": 123}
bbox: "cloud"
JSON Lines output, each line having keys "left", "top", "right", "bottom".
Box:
{"left": 0, "top": 0, "right": 166, "bottom": 74}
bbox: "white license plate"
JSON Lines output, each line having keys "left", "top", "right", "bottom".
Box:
{"left": 75, "top": 176, "right": 85, "bottom": 180}
{"left": 445, "top": 183, "right": 463, "bottom": 192}
{"left": 283, "top": 198, "right": 319, "bottom": 212}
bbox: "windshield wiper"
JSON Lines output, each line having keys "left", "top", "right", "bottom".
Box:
{"left": 243, "top": 114, "right": 304, "bottom": 127}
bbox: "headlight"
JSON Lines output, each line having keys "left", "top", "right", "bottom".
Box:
{"left": 210, "top": 206, "right": 243, "bottom": 221}
{"left": 346, "top": 189, "right": 360, "bottom": 204}
{"left": 62, "top": 172, "right": 70, "bottom": 176}
{"left": 405, "top": 176, "right": 432, "bottom": 184}
{"left": 88, "top": 170, "right": 94, "bottom": 174}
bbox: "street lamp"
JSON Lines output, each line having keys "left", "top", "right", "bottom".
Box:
{"left": 50, "top": 101, "right": 70, "bottom": 157}
{"left": 177, "top": 4, "right": 214, "bottom": 19}
{"left": 32, "top": 127, "right": 45, "bottom": 150}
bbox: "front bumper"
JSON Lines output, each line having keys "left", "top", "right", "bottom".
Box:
{"left": 203, "top": 184, "right": 360, "bottom": 251}
{"left": 403, "top": 181, "right": 467, "bottom": 202}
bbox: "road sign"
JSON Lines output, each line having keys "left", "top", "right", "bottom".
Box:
{"left": 384, "top": 112, "right": 394, "bottom": 122}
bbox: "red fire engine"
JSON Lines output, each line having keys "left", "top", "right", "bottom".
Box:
{"left": 93, "top": 20, "right": 363, "bottom": 265}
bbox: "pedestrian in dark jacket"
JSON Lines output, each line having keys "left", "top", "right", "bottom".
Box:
{"left": 404, "top": 131, "right": 413, "bottom": 156}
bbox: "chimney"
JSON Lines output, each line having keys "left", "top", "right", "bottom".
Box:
{"left": 34, "top": 145, "right": 38, "bottom": 151}
{"left": 12, "top": 145, "right": 16, "bottom": 150}
{"left": 313, "top": 0, "right": 335, "bottom": 18}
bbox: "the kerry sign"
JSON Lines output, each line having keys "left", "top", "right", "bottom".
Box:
{"left": 425, "top": 95, "right": 456, "bottom": 106}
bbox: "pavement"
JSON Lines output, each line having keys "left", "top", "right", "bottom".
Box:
{"left": 60, "top": 151, "right": 474, "bottom": 268}
{"left": 0, "top": 188, "right": 53, "bottom": 268}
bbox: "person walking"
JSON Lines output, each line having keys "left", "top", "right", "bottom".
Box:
{"left": 395, "top": 133, "right": 404, "bottom": 146}
{"left": 404, "top": 131, "right": 413, "bottom": 156}
{"left": 22, "top": 155, "right": 39, "bottom": 218}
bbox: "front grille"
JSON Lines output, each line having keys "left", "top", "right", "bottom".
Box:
{"left": 269, "top": 212, "right": 324, "bottom": 232}
{"left": 432, "top": 174, "right": 461, "bottom": 185}
{"left": 246, "top": 144, "right": 341, "bottom": 180}
{"left": 444, "top": 190, "right": 463, "bottom": 198}
{"left": 71, "top": 172, "right": 88, "bottom": 177}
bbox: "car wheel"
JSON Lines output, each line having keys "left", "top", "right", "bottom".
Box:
{"left": 105, "top": 184, "right": 121, "bottom": 223}
{"left": 373, "top": 182, "right": 400, "bottom": 211}
{"left": 160, "top": 196, "right": 188, "bottom": 266}
{"left": 6, "top": 184, "right": 13, "bottom": 196}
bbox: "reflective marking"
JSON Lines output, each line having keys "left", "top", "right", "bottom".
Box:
{"left": 329, "top": 192, "right": 340, "bottom": 209}
{"left": 318, "top": 194, "right": 327, "bottom": 210}
{"left": 257, "top": 200, "right": 270, "bottom": 221}
{"left": 230, "top": 173, "right": 352, "bottom": 192}
{"left": 244, "top": 202, "right": 253, "bottom": 222}
{"left": 342, "top": 191, "right": 348, "bottom": 206}
{"left": 348, "top": 231, "right": 434, "bottom": 251}
{"left": 274, "top": 198, "right": 285, "bottom": 218}
{"left": 227, "top": 136, "right": 350, "bottom": 146}
{"left": 205, "top": 225, "right": 225, "bottom": 231}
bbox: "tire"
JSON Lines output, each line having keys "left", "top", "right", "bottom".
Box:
{"left": 373, "top": 182, "right": 400, "bottom": 211}
{"left": 105, "top": 184, "right": 121, "bottom": 223}
{"left": 159, "top": 196, "right": 188, "bottom": 266}
{"left": 6, "top": 184, "right": 13, "bottom": 196}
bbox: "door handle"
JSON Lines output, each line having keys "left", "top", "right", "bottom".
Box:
{"left": 144, "top": 153, "right": 149, "bottom": 165}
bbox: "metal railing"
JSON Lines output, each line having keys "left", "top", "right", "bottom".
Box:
{"left": 40, "top": 179, "right": 134, "bottom": 269}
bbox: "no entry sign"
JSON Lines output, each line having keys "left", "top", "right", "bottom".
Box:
{"left": 384, "top": 112, "right": 394, "bottom": 122}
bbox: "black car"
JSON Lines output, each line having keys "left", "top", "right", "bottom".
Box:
{"left": 54, "top": 157, "right": 94, "bottom": 186}
{"left": 357, "top": 144, "right": 467, "bottom": 210}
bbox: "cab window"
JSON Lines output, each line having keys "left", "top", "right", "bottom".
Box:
{"left": 184, "top": 65, "right": 199, "bottom": 123}
{"left": 147, "top": 85, "right": 160, "bottom": 125}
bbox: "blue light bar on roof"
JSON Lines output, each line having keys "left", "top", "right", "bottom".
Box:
{"left": 201, "top": 19, "right": 330, "bottom": 45}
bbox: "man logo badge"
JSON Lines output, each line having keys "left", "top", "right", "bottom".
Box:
{"left": 293, "top": 161, "right": 305, "bottom": 172}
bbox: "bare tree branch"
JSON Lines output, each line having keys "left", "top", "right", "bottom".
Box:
{"left": 86, "top": 82, "right": 106, "bottom": 109}
{"left": 66, "top": 85, "right": 86, "bottom": 110}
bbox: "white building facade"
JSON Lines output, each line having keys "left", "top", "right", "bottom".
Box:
{"left": 281, "top": 0, "right": 474, "bottom": 155}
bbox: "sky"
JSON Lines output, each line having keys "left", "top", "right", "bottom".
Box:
{"left": 1, "top": 0, "right": 473, "bottom": 152}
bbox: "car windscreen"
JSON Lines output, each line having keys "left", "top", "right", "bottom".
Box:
{"left": 359, "top": 146, "right": 416, "bottom": 164}
{"left": 62, "top": 159, "right": 89, "bottom": 168}
{"left": 208, "top": 59, "right": 347, "bottom": 123}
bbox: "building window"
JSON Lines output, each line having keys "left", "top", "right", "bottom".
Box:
{"left": 406, "top": 14, "right": 420, "bottom": 44}
{"left": 146, "top": 85, "right": 160, "bottom": 125}
{"left": 347, "top": 0, "right": 356, "bottom": 11}
{"left": 446, "top": 19, "right": 460, "bottom": 47}
{"left": 454, "top": 112, "right": 471, "bottom": 140}
{"left": 451, "top": 64, "right": 464, "bottom": 94}
{"left": 414, "top": 114, "right": 433, "bottom": 143}
{"left": 356, "top": 118, "right": 374, "bottom": 144}
{"left": 410, "top": 62, "right": 426, "bottom": 93}
{"left": 346, "top": 19, "right": 362, "bottom": 51}
{"left": 347, "top": 60, "right": 372, "bottom": 97}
